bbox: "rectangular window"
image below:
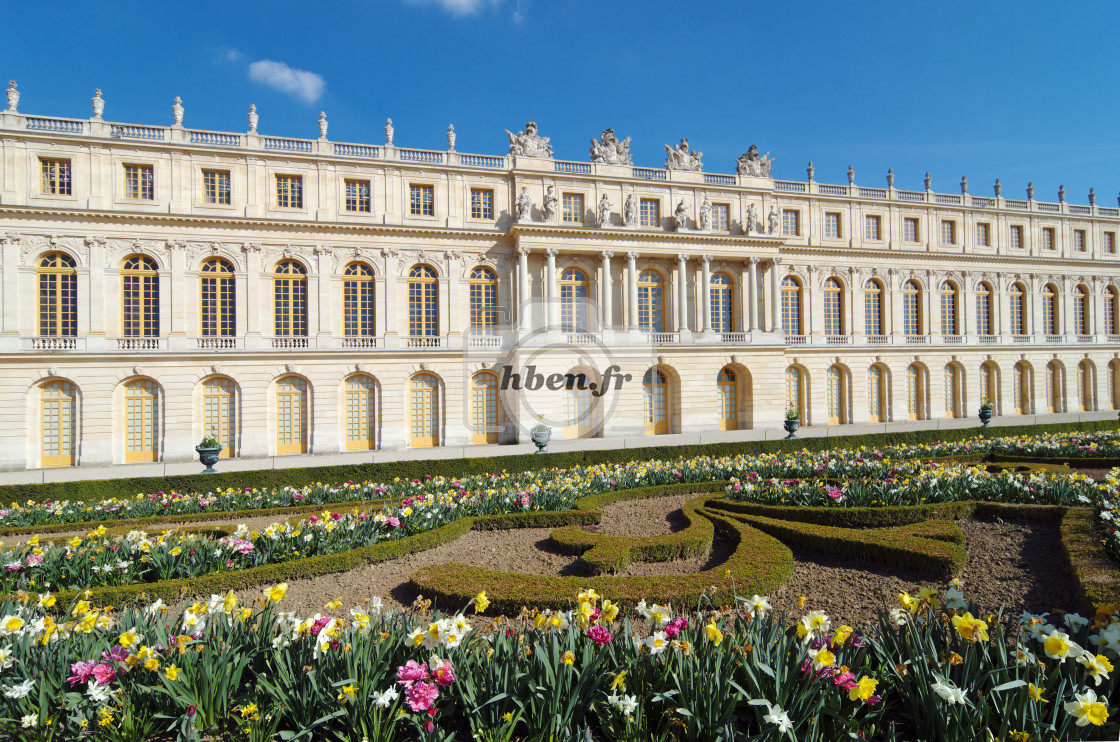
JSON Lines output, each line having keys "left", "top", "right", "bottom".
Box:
{"left": 40, "top": 158, "right": 72, "bottom": 195}
{"left": 470, "top": 188, "right": 494, "bottom": 220}
{"left": 940, "top": 220, "right": 956, "bottom": 245}
{"left": 123, "top": 164, "right": 154, "bottom": 200}
{"left": 1106, "top": 232, "right": 1116, "bottom": 254}
{"left": 782, "top": 209, "right": 800, "bottom": 236}
{"left": 562, "top": 193, "right": 584, "bottom": 224}
{"left": 903, "top": 217, "right": 919, "bottom": 242}
{"left": 1074, "top": 229, "right": 1086, "bottom": 251}
{"left": 639, "top": 198, "right": 659, "bottom": 227}
{"left": 712, "top": 203, "right": 729, "bottom": 231}
{"left": 824, "top": 212, "right": 841, "bottom": 239}
{"left": 202, "top": 170, "right": 231, "bottom": 205}
{"left": 275, "top": 174, "right": 303, "bottom": 209}
{"left": 1010, "top": 225, "right": 1023, "bottom": 249}
{"left": 1043, "top": 227, "right": 1055, "bottom": 250}
{"left": 409, "top": 184, "right": 434, "bottom": 216}
{"left": 865, "top": 215, "right": 881, "bottom": 241}
{"left": 344, "top": 179, "right": 371, "bottom": 213}
{"left": 976, "top": 222, "right": 990, "bottom": 247}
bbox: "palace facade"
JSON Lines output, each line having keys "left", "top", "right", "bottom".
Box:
{"left": 0, "top": 84, "right": 1117, "bottom": 476}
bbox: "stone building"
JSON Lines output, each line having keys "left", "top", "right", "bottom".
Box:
{"left": 0, "top": 83, "right": 1116, "bottom": 479}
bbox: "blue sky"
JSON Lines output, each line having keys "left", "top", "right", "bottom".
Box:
{"left": 5, "top": 0, "right": 1119, "bottom": 203}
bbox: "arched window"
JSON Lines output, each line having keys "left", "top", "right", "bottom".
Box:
{"left": 1078, "top": 360, "right": 1096, "bottom": 412}
{"left": 564, "top": 371, "right": 595, "bottom": 438}
{"left": 785, "top": 366, "right": 805, "bottom": 421}
{"left": 823, "top": 278, "right": 843, "bottom": 336}
{"left": 864, "top": 279, "right": 883, "bottom": 336}
{"left": 200, "top": 258, "right": 235, "bottom": 337}
{"left": 1010, "top": 282, "right": 1027, "bottom": 336}
{"left": 203, "top": 377, "right": 237, "bottom": 458}
{"left": 710, "top": 273, "right": 734, "bottom": 334}
{"left": 906, "top": 364, "right": 926, "bottom": 420}
{"left": 637, "top": 270, "right": 664, "bottom": 332}
{"left": 38, "top": 252, "right": 77, "bottom": 337}
{"left": 939, "top": 281, "right": 958, "bottom": 335}
{"left": 410, "top": 373, "right": 439, "bottom": 447}
{"left": 471, "top": 371, "right": 500, "bottom": 444}
{"left": 276, "top": 376, "right": 308, "bottom": 454}
{"left": 560, "top": 267, "right": 589, "bottom": 333}
{"left": 781, "top": 276, "right": 802, "bottom": 335}
{"left": 273, "top": 260, "right": 307, "bottom": 337}
{"left": 125, "top": 379, "right": 160, "bottom": 463}
{"left": 1074, "top": 284, "right": 1089, "bottom": 336}
{"left": 827, "top": 365, "right": 848, "bottom": 424}
{"left": 1046, "top": 361, "right": 1064, "bottom": 413}
{"left": 343, "top": 263, "right": 375, "bottom": 337}
{"left": 902, "top": 280, "right": 922, "bottom": 336}
{"left": 121, "top": 255, "right": 159, "bottom": 338}
{"left": 41, "top": 380, "right": 76, "bottom": 467}
{"left": 979, "top": 362, "right": 999, "bottom": 414}
{"left": 408, "top": 265, "right": 439, "bottom": 337}
{"left": 345, "top": 374, "right": 378, "bottom": 451}
{"left": 1042, "top": 283, "right": 1058, "bottom": 336}
{"left": 469, "top": 266, "right": 498, "bottom": 335}
{"left": 867, "top": 365, "right": 887, "bottom": 422}
{"left": 944, "top": 363, "right": 963, "bottom": 418}
{"left": 717, "top": 367, "right": 738, "bottom": 430}
{"left": 975, "top": 282, "right": 993, "bottom": 336}
{"left": 1013, "top": 362, "right": 1032, "bottom": 415}
{"left": 643, "top": 367, "right": 669, "bottom": 435}
{"left": 1106, "top": 286, "right": 1119, "bottom": 336}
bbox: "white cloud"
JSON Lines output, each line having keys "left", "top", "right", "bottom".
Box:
{"left": 405, "top": 0, "right": 503, "bottom": 16}
{"left": 512, "top": 0, "right": 525, "bottom": 24}
{"left": 248, "top": 60, "right": 325, "bottom": 105}
{"left": 224, "top": 48, "right": 244, "bottom": 63}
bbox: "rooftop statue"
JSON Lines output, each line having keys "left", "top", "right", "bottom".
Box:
{"left": 736, "top": 145, "right": 774, "bottom": 178}
{"left": 542, "top": 186, "right": 558, "bottom": 222}
{"left": 515, "top": 187, "right": 534, "bottom": 222}
{"left": 589, "top": 128, "right": 632, "bottom": 165}
{"left": 505, "top": 121, "right": 553, "bottom": 159}
{"left": 665, "top": 138, "right": 703, "bottom": 172}
{"left": 674, "top": 199, "right": 689, "bottom": 230}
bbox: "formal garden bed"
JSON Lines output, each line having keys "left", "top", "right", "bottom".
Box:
{"left": 0, "top": 427, "right": 1119, "bottom": 739}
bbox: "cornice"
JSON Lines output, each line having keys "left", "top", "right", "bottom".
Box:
{"left": 509, "top": 223, "right": 783, "bottom": 247}
{"left": 779, "top": 244, "right": 1117, "bottom": 270}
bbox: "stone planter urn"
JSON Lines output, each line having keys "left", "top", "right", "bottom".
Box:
{"left": 530, "top": 426, "right": 552, "bottom": 454}
{"left": 195, "top": 444, "right": 221, "bottom": 474}
{"left": 978, "top": 406, "right": 993, "bottom": 428}
{"left": 783, "top": 419, "right": 800, "bottom": 440}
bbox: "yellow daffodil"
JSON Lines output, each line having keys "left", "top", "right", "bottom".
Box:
{"left": 705, "top": 621, "right": 723, "bottom": 646}
{"left": 474, "top": 591, "right": 490, "bottom": 613}
{"left": 165, "top": 665, "right": 180, "bottom": 681}
{"left": 265, "top": 583, "right": 288, "bottom": 603}
{"left": 848, "top": 677, "right": 878, "bottom": 702}
{"left": 951, "top": 612, "right": 989, "bottom": 643}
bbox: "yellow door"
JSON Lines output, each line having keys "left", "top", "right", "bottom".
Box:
{"left": 717, "top": 368, "right": 738, "bottom": 431}
{"left": 471, "top": 372, "right": 499, "bottom": 444}
{"left": 345, "top": 375, "right": 377, "bottom": 451}
{"left": 410, "top": 374, "right": 439, "bottom": 447}
{"left": 644, "top": 368, "right": 668, "bottom": 435}
{"left": 125, "top": 379, "right": 159, "bottom": 462}
{"left": 277, "top": 376, "right": 308, "bottom": 454}
{"left": 203, "top": 377, "right": 237, "bottom": 458}
{"left": 41, "top": 381, "right": 76, "bottom": 467}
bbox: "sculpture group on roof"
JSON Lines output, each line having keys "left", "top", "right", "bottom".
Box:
{"left": 589, "top": 128, "right": 632, "bottom": 165}
{"left": 505, "top": 121, "right": 553, "bottom": 159}
{"left": 736, "top": 145, "right": 775, "bottom": 178}
{"left": 664, "top": 138, "right": 704, "bottom": 172}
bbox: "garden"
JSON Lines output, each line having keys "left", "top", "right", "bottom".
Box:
{"left": 0, "top": 425, "right": 1118, "bottom": 740}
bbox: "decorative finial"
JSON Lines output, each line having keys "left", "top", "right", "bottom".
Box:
{"left": 960, "top": 175, "right": 968, "bottom": 194}
{"left": 924, "top": 172, "right": 931, "bottom": 191}
{"left": 247, "top": 104, "right": 258, "bottom": 133}
{"left": 91, "top": 88, "right": 104, "bottom": 120}
{"left": 317, "top": 111, "right": 328, "bottom": 140}
{"left": 5, "top": 80, "right": 18, "bottom": 112}
{"left": 1058, "top": 184, "right": 1066, "bottom": 203}
{"left": 847, "top": 164, "right": 855, "bottom": 186}
{"left": 1027, "top": 182, "right": 1034, "bottom": 200}
{"left": 384, "top": 118, "right": 394, "bottom": 146}
{"left": 1089, "top": 187, "right": 1096, "bottom": 206}
{"left": 886, "top": 168, "right": 894, "bottom": 188}
{"left": 806, "top": 160, "right": 814, "bottom": 181}
{"left": 446, "top": 124, "right": 456, "bottom": 151}
{"left": 171, "top": 96, "right": 184, "bottom": 126}
{"left": 994, "top": 178, "right": 1002, "bottom": 197}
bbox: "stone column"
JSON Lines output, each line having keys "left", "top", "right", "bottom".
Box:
{"left": 747, "top": 257, "right": 759, "bottom": 331}
{"left": 166, "top": 241, "right": 186, "bottom": 341}
{"left": 545, "top": 248, "right": 558, "bottom": 330}
{"left": 517, "top": 247, "right": 530, "bottom": 320}
{"left": 676, "top": 253, "right": 689, "bottom": 332}
{"left": 600, "top": 251, "right": 613, "bottom": 330}
{"left": 241, "top": 244, "right": 261, "bottom": 344}
{"left": 314, "top": 246, "right": 331, "bottom": 340}
{"left": 627, "top": 251, "right": 639, "bottom": 330}
{"left": 769, "top": 258, "right": 783, "bottom": 332}
{"left": 700, "top": 254, "right": 712, "bottom": 332}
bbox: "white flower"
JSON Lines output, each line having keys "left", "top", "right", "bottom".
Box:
{"left": 86, "top": 680, "right": 111, "bottom": 703}
{"left": 1076, "top": 652, "right": 1112, "bottom": 686}
{"left": 1089, "top": 622, "right": 1120, "bottom": 655}
{"left": 0, "top": 646, "right": 15, "bottom": 672}
{"left": 1064, "top": 613, "right": 1089, "bottom": 632}
{"left": 20, "top": 714, "right": 35, "bottom": 729}
{"left": 1064, "top": 688, "right": 1109, "bottom": 727}
{"left": 888, "top": 608, "right": 910, "bottom": 626}
{"left": 145, "top": 599, "right": 167, "bottom": 617}
{"left": 748, "top": 595, "right": 772, "bottom": 619}
{"left": 608, "top": 691, "right": 639, "bottom": 716}
{"left": 943, "top": 588, "right": 968, "bottom": 612}
{"left": 371, "top": 687, "right": 399, "bottom": 707}
{"left": 762, "top": 703, "right": 793, "bottom": 733}
{"left": 644, "top": 632, "right": 669, "bottom": 655}
{"left": 368, "top": 596, "right": 383, "bottom": 616}
{"left": 931, "top": 679, "right": 967, "bottom": 705}
{"left": 4, "top": 678, "right": 34, "bottom": 699}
